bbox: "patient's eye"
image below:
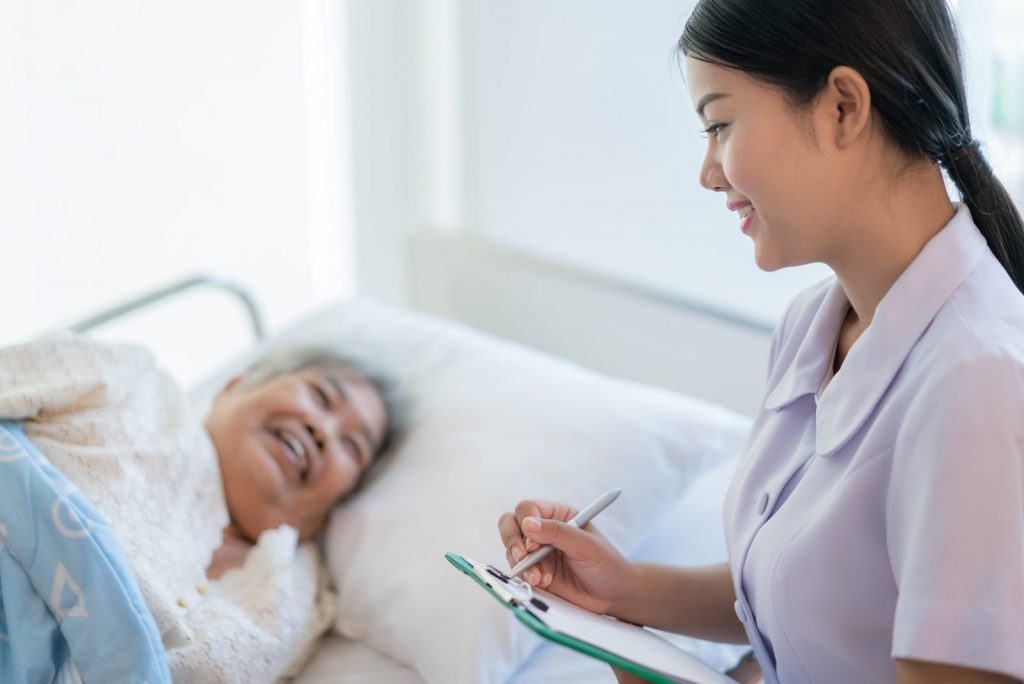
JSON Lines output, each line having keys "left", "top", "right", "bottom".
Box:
{"left": 309, "top": 382, "right": 330, "bottom": 408}
{"left": 342, "top": 435, "right": 366, "bottom": 467}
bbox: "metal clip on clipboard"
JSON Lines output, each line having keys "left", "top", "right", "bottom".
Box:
{"left": 471, "top": 562, "right": 550, "bottom": 616}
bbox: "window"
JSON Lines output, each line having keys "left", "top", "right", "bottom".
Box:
{"left": 957, "top": 0, "right": 1024, "bottom": 205}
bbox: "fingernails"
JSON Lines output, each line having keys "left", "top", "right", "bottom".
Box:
{"left": 543, "top": 573, "right": 552, "bottom": 586}
{"left": 526, "top": 568, "right": 540, "bottom": 585}
{"left": 523, "top": 517, "right": 541, "bottom": 533}
{"left": 512, "top": 545, "right": 524, "bottom": 563}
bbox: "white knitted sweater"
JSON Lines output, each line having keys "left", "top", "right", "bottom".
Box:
{"left": 0, "top": 336, "right": 333, "bottom": 682}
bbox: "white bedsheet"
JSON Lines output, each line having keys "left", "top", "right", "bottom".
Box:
{"left": 294, "top": 451, "right": 747, "bottom": 683}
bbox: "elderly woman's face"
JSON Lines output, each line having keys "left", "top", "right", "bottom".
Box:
{"left": 205, "top": 365, "right": 387, "bottom": 542}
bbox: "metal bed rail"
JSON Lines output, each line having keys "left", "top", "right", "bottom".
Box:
{"left": 65, "top": 274, "right": 266, "bottom": 343}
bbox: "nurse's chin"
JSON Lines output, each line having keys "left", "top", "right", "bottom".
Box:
{"left": 751, "top": 245, "right": 789, "bottom": 273}
{"left": 751, "top": 242, "right": 814, "bottom": 273}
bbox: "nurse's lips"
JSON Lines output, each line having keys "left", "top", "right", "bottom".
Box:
{"left": 728, "top": 201, "right": 756, "bottom": 234}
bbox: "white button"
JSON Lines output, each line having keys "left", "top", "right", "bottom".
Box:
{"left": 734, "top": 600, "right": 748, "bottom": 624}
{"left": 757, "top": 492, "right": 770, "bottom": 516}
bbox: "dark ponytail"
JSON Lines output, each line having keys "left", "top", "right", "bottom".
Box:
{"left": 680, "top": 0, "right": 1024, "bottom": 294}
{"left": 943, "top": 142, "right": 1024, "bottom": 291}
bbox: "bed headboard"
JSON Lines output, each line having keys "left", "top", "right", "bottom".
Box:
{"left": 408, "top": 230, "right": 773, "bottom": 417}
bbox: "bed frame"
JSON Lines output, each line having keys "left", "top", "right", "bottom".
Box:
{"left": 409, "top": 231, "right": 773, "bottom": 416}
{"left": 66, "top": 238, "right": 773, "bottom": 416}
{"left": 66, "top": 274, "right": 267, "bottom": 342}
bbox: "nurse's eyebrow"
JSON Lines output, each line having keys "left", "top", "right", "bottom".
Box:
{"left": 696, "top": 92, "right": 730, "bottom": 120}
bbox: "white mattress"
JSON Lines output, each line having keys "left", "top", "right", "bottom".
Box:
{"left": 293, "top": 452, "right": 747, "bottom": 683}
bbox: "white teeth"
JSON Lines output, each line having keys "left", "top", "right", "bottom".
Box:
{"left": 739, "top": 206, "right": 754, "bottom": 219}
{"left": 277, "top": 430, "right": 309, "bottom": 477}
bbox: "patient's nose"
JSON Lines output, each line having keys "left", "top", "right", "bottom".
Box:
{"left": 305, "top": 423, "right": 325, "bottom": 451}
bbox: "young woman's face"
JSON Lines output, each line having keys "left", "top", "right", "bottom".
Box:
{"left": 686, "top": 57, "right": 848, "bottom": 271}
{"left": 206, "top": 366, "right": 388, "bottom": 542}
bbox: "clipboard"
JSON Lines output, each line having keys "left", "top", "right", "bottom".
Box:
{"left": 446, "top": 552, "right": 738, "bottom": 684}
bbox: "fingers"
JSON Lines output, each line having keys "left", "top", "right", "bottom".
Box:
{"left": 511, "top": 501, "right": 543, "bottom": 555}
{"left": 498, "top": 512, "right": 527, "bottom": 568}
{"left": 514, "top": 500, "right": 579, "bottom": 525}
{"left": 500, "top": 500, "right": 579, "bottom": 560}
{"left": 519, "top": 515, "right": 595, "bottom": 560}
{"left": 499, "top": 499, "right": 587, "bottom": 580}
{"left": 521, "top": 559, "right": 555, "bottom": 588}
{"left": 514, "top": 500, "right": 578, "bottom": 552}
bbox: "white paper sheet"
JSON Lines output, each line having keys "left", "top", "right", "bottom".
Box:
{"left": 466, "top": 557, "right": 738, "bottom": 684}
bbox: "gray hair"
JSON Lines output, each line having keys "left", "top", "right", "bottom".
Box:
{"left": 237, "top": 345, "right": 401, "bottom": 468}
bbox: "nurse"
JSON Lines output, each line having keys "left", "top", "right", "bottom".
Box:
{"left": 497, "top": 1, "right": 1024, "bottom": 682}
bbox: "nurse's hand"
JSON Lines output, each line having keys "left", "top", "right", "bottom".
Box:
{"left": 498, "top": 499, "right": 635, "bottom": 616}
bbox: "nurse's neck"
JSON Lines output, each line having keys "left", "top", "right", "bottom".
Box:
{"left": 828, "top": 160, "right": 956, "bottom": 354}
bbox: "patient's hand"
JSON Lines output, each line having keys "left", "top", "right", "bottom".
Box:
{"left": 206, "top": 524, "right": 254, "bottom": 580}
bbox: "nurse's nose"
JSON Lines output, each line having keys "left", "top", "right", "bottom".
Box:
{"left": 699, "top": 148, "right": 728, "bottom": 193}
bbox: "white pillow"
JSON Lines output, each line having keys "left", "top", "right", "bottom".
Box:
{"left": 194, "top": 299, "right": 750, "bottom": 683}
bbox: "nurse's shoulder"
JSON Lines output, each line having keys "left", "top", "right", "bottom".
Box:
{"left": 891, "top": 244, "right": 1024, "bottom": 472}
{"left": 906, "top": 248, "right": 1024, "bottom": 391}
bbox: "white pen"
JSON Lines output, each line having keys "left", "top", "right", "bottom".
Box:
{"left": 509, "top": 488, "right": 622, "bottom": 578}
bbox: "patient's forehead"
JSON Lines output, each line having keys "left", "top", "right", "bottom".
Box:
{"left": 265, "top": 364, "right": 362, "bottom": 392}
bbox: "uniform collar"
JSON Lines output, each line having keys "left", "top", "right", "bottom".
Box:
{"left": 764, "top": 204, "right": 988, "bottom": 456}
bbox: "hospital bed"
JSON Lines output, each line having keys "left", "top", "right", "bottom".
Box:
{"left": 67, "top": 239, "right": 772, "bottom": 683}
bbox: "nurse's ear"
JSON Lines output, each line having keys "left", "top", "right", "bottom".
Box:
{"left": 815, "top": 66, "right": 873, "bottom": 152}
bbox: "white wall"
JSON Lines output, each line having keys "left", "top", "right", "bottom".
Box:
{"left": 457, "top": 0, "right": 831, "bottom": 328}
{"left": 342, "top": 0, "right": 466, "bottom": 306}
{"left": 8, "top": 2, "right": 1018, "bottom": 388}
{"left": 346, "top": 0, "right": 832, "bottom": 326}
{"left": 1, "top": 0, "right": 353, "bottom": 386}
{"left": 349, "top": 1, "right": 1022, "bottom": 328}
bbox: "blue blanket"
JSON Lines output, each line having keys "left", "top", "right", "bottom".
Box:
{"left": 0, "top": 421, "right": 170, "bottom": 682}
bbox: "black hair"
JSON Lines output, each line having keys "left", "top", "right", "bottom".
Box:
{"left": 680, "top": 0, "right": 1024, "bottom": 294}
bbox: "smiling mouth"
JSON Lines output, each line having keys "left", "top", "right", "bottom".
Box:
{"left": 738, "top": 205, "right": 754, "bottom": 219}
{"left": 272, "top": 428, "right": 310, "bottom": 480}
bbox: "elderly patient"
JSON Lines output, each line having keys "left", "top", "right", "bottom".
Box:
{"left": 205, "top": 348, "right": 390, "bottom": 579}
{"left": 0, "top": 336, "right": 391, "bottom": 681}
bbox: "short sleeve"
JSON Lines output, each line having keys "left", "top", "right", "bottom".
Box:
{"left": 887, "top": 353, "right": 1024, "bottom": 677}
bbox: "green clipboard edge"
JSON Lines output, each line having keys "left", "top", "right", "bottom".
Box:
{"left": 445, "top": 552, "right": 682, "bottom": 684}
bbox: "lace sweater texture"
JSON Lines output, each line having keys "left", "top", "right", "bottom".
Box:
{"left": 0, "top": 336, "right": 334, "bottom": 682}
